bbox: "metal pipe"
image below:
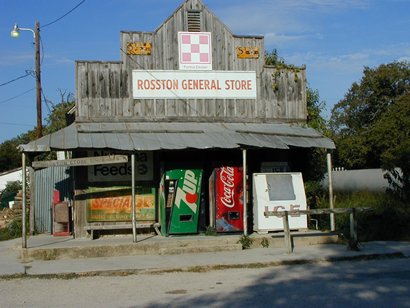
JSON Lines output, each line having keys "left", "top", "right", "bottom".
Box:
{"left": 242, "top": 149, "right": 247, "bottom": 236}
{"left": 327, "top": 152, "right": 335, "bottom": 231}
{"left": 131, "top": 154, "right": 136, "bottom": 242}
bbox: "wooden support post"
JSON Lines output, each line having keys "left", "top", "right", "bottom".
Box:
{"left": 327, "top": 153, "right": 335, "bottom": 231}
{"left": 22, "top": 152, "right": 27, "bottom": 248}
{"left": 131, "top": 154, "right": 137, "bottom": 243}
{"left": 242, "top": 149, "right": 247, "bottom": 236}
{"left": 350, "top": 208, "right": 357, "bottom": 243}
{"left": 282, "top": 211, "right": 292, "bottom": 254}
{"left": 29, "top": 165, "right": 35, "bottom": 235}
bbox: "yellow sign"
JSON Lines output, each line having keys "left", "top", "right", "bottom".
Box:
{"left": 87, "top": 187, "right": 155, "bottom": 222}
{"left": 127, "top": 42, "right": 152, "bottom": 55}
{"left": 236, "top": 47, "right": 259, "bottom": 59}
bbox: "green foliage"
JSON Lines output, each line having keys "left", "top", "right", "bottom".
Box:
{"left": 304, "top": 181, "right": 326, "bottom": 209}
{"left": 204, "top": 226, "right": 218, "bottom": 236}
{"left": 0, "top": 93, "right": 74, "bottom": 173}
{"left": 261, "top": 237, "right": 270, "bottom": 248}
{"left": 238, "top": 234, "right": 254, "bottom": 249}
{"left": 0, "top": 181, "right": 22, "bottom": 209}
{"left": 265, "top": 49, "right": 330, "bottom": 182}
{"left": 312, "top": 191, "right": 410, "bottom": 241}
{"left": 44, "top": 100, "right": 75, "bottom": 135}
{"left": 330, "top": 61, "right": 410, "bottom": 180}
{"left": 265, "top": 49, "right": 286, "bottom": 66}
{"left": 303, "top": 87, "right": 329, "bottom": 182}
{"left": 0, "top": 131, "right": 35, "bottom": 173}
{"left": 0, "top": 217, "right": 22, "bottom": 241}
{"left": 330, "top": 62, "right": 410, "bottom": 162}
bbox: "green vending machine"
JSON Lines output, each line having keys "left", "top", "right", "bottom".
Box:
{"left": 159, "top": 169, "right": 203, "bottom": 236}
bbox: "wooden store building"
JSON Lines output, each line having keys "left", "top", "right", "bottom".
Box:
{"left": 19, "top": 0, "right": 334, "bottom": 243}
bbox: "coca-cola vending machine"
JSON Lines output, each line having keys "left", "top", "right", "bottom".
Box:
{"left": 159, "top": 169, "right": 203, "bottom": 236}
{"left": 209, "top": 166, "right": 244, "bottom": 233}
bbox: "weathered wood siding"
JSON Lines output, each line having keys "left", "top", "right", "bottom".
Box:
{"left": 75, "top": 0, "right": 307, "bottom": 123}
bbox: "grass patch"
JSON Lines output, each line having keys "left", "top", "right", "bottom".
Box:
{"left": 310, "top": 191, "right": 410, "bottom": 241}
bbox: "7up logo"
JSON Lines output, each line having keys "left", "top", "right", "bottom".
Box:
{"left": 174, "top": 170, "right": 200, "bottom": 214}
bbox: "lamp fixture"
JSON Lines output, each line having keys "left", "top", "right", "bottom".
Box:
{"left": 10, "top": 24, "right": 36, "bottom": 39}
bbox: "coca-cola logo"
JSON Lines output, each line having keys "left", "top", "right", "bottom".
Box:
{"left": 220, "top": 167, "right": 235, "bottom": 208}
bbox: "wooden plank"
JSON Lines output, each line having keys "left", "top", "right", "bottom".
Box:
{"left": 264, "top": 207, "right": 372, "bottom": 217}
{"left": 282, "top": 211, "right": 293, "bottom": 254}
{"left": 32, "top": 155, "right": 128, "bottom": 168}
{"left": 75, "top": 3, "right": 308, "bottom": 123}
{"left": 84, "top": 223, "right": 153, "bottom": 230}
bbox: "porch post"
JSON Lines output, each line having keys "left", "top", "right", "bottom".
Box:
{"left": 327, "top": 152, "right": 335, "bottom": 231}
{"left": 22, "top": 152, "right": 27, "bottom": 248}
{"left": 242, "top": 148, "right": 247, "bottom": 236}
{"left": 131, "top": 153, "right": 137, "bottom": 243}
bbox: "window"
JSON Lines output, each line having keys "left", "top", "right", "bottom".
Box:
{"left": 266, "top": 174, "right": 296, "bottom": 201}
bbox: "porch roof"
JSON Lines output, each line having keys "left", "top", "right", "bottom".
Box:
{"left": 18, "top": 122, "right": 335, "bottom": 152}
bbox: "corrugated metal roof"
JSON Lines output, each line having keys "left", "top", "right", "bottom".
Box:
{"left": 18, "top": 122, "right": 335, "bottom": 152}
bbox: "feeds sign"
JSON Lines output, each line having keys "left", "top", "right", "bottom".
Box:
{"left": 132, "top": 70, "right": 256, "bottom": 99}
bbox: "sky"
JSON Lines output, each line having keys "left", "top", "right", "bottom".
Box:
{"left": 0, "top": 0, "right": 409, "bottom": 143}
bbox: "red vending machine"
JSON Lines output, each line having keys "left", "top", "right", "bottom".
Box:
{"left": 209, "top": 166, "right": 244, "bottom": 233}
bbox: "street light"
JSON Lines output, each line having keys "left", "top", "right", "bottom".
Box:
{"left": 10, "top": 21, "right": 42, "bottom": 139}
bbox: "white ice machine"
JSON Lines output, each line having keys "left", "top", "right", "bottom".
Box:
{"left": 253, "top": 172, "right": 308, "bottom": 233}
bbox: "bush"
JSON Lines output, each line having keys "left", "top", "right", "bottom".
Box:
{"left": 0, "top": 181, "right": 21, "bottom": 209}
{"left": 0, "top": 216, "right": 23, "bottom": 241}
{"left": 312, "top": 191, "right": 410, "bottom": 241}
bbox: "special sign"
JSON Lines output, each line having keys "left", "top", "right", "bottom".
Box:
{"left": 132, "top": 70, "right": 257, "bottom": 99}
{"left": 87, "top": 187, "right": 155, "bottom": 222}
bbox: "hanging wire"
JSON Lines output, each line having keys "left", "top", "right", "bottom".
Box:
{"left": 0, "top": 88, "right": 35, "bottom": 105}
{"left": 0, "top": 72, "right": 31, "bottom": 87}
{"left": 0, "top": 121, "right": 34, "bottom": 128}
{"left": 119, "top": 47, "right": 192, "bottom": 108}
{"left": 41, "top": 0, "right": 86, "bottom": 29}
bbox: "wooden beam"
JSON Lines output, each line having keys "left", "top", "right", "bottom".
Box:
{"left": 32, "top": 155, "right": 128, "bottom": 169}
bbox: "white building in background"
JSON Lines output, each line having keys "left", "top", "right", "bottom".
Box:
{"left": 0, "top": 168, "right": 22, "bottom": 192}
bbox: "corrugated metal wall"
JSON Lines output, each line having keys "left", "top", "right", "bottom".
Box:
{"left": 34, "top": 166, "right": 72, "bottom": 233}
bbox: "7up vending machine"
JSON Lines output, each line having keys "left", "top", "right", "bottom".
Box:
{"left": 159, "top": 169, "right": 203, "bottom": 236}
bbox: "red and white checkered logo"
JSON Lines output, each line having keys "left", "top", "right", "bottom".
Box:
{"left": 178, "top": 32, "right": 212, "bottom": 70}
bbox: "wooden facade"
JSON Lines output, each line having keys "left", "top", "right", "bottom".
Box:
{"left": 75, "top": 0, "right": 307, "bottom": 124}
{"left": 69, "top": 0, "right": 310, "bottom": 238}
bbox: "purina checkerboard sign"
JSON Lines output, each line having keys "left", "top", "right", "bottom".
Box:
{"left": 178, "top": 32, "right": 212, "bottom": 70}
{"left": 132, "top": 70, "right": 257, "bottom": 99}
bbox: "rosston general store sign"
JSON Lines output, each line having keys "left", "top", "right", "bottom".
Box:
{"left": 132, "top": 70, "right": 257, "bottom": 99}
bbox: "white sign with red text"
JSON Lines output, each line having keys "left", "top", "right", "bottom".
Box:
{"left": 132, "top": 70, "right": 257, "bottom": 99}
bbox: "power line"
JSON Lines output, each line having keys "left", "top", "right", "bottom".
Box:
{"left": 119, "top": 47, "right": 191, "bottom": 107}
{"left": 0, "top": 121, "right": 34, "bottom": 128}
{"left": 41, "top": 0, "right": 86, "bottom": 29}
{"left": 0, "top": 72, "right": 31, "bottom": 87}
{"left": 0, "top": 88, "right": 35, "bottom": 105}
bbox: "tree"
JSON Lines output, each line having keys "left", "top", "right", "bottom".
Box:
{"left": 265, "top": 49, "right": 286, "bottom": 66}
{"left": 330, "top": 61, "right": 410, "bottom": 200}
{"left": 370, "top": 93, "right": 410, "bottom": 200}
{"left": 0, "top": 92, "right": 75, "bottom": 172}
{"left": 0, "top": 131, "right": 35, "bottom": 173}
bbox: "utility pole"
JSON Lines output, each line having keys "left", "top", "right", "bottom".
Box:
{"left": 10, "top": 21, "right": 43, "bottom": 138}
{"left": 35, "top": 21, "right": 42, "bottom": 139}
